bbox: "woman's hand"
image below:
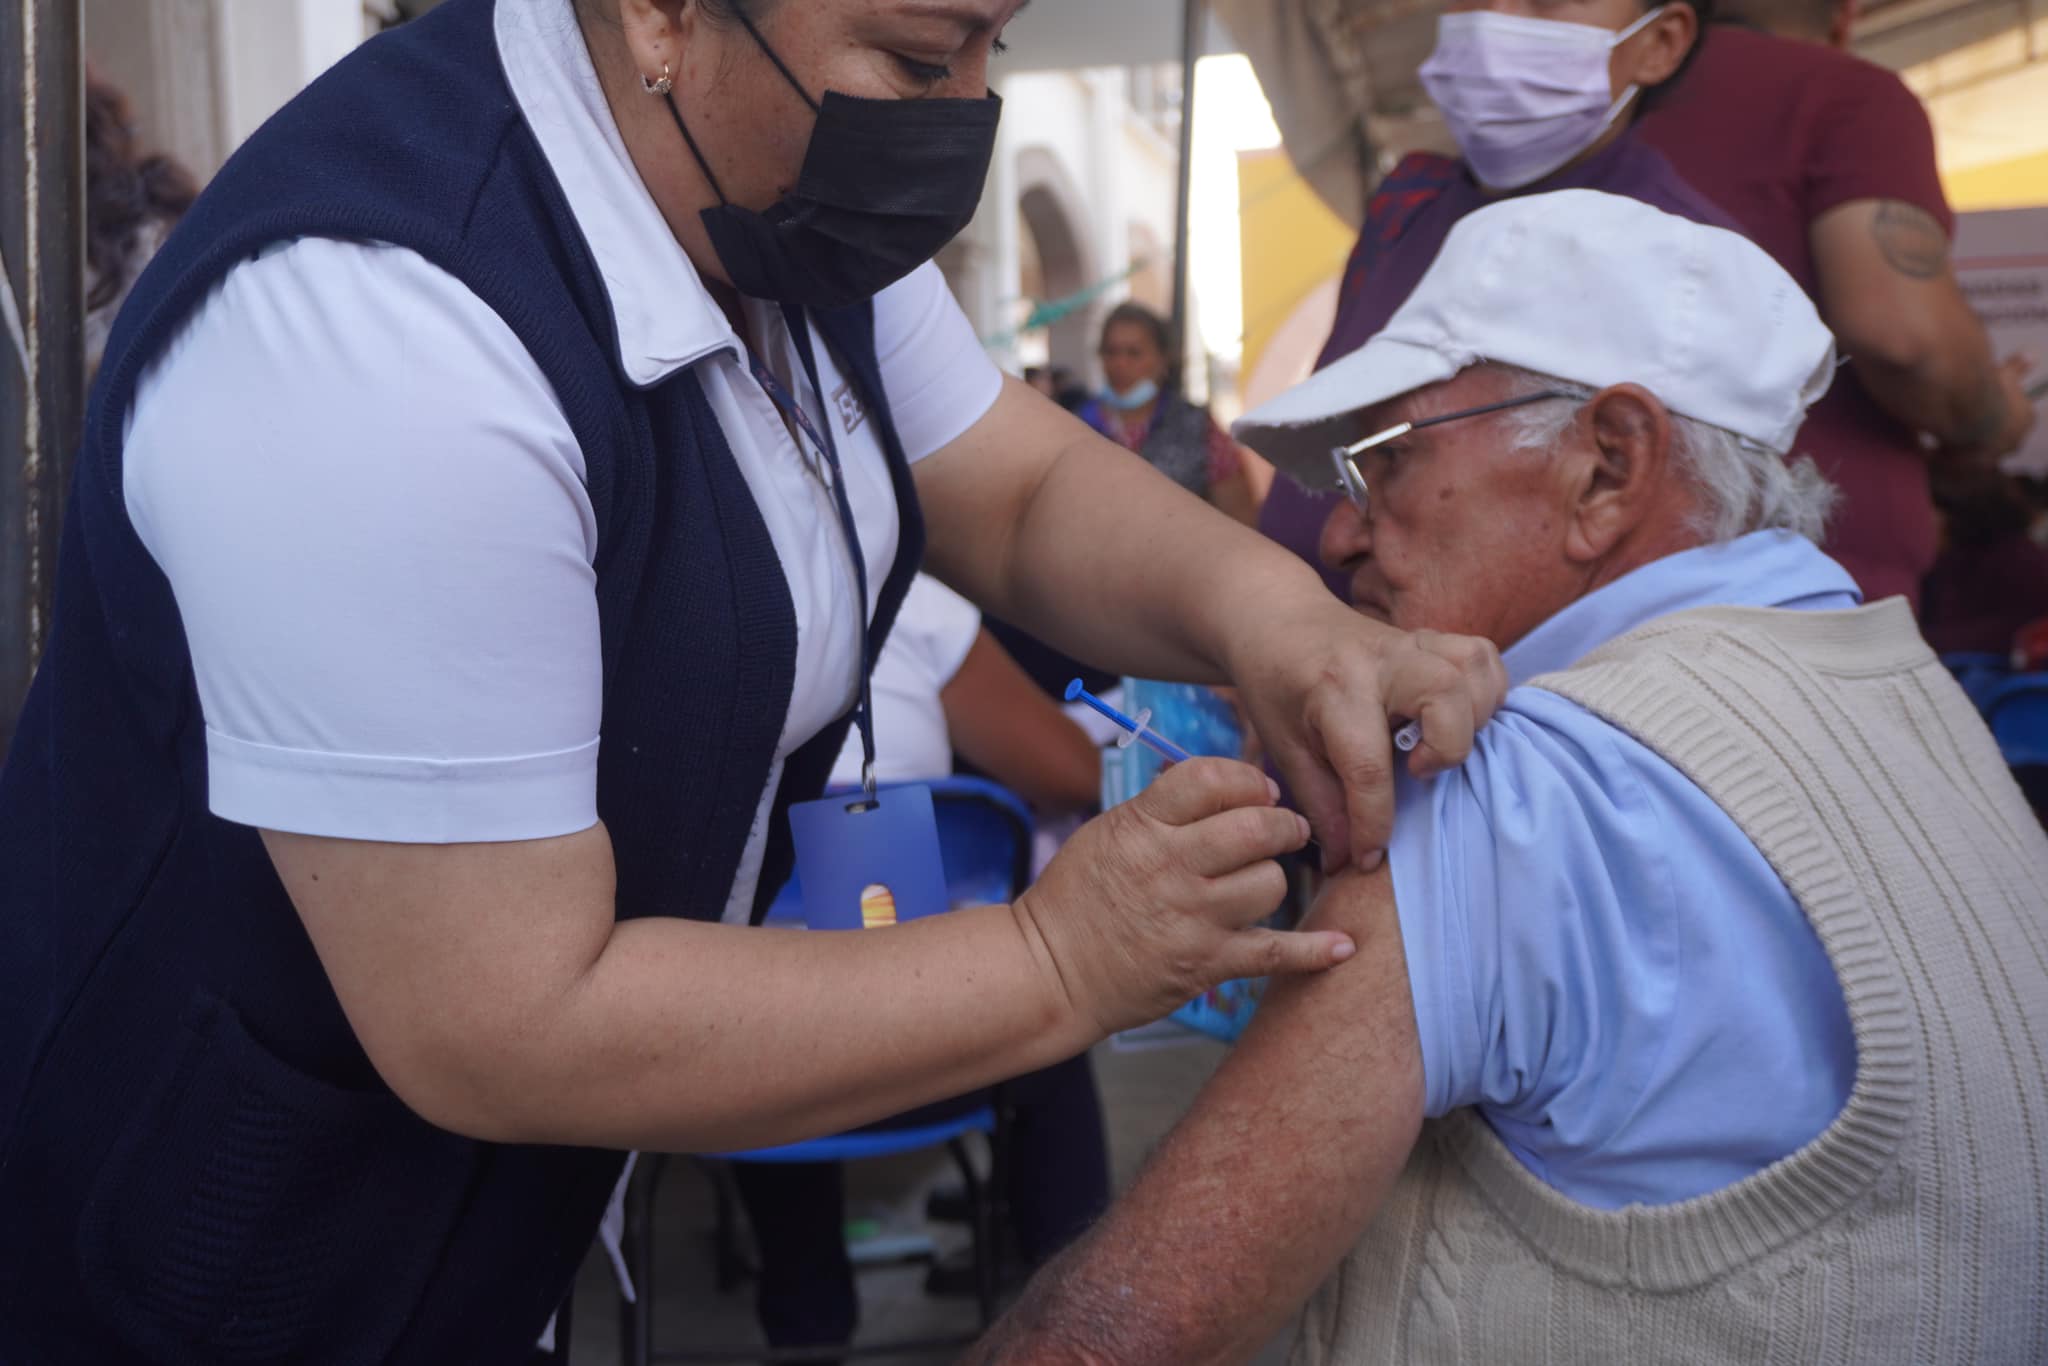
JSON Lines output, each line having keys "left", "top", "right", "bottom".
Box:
{"left": 914, "top": 378, "right": 1506, "bottom": 874}
{"left": 1008, "top": 758, "right": 1354, "bottom": 1037}
{"left": 1223, "top": 596, "right": 1508, "bottom": 873}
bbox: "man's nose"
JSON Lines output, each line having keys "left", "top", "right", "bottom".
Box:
{"left": 1319, "top": 496, "right": 1371, "bottom": 574}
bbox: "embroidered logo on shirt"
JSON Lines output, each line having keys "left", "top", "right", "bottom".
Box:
{"left": 833, "top": 381, "right": 869, "bottom": 437}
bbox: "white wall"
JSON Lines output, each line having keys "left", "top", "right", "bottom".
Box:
{"left": 215, "top": 0, "right": 368, "bottom": 151}
{"left": 954, "top": 68, "right": 1183, "bottom": 383}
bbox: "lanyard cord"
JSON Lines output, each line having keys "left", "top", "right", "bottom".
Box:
{"left": 753, "top": 303, "right": 881, "bottom": 807}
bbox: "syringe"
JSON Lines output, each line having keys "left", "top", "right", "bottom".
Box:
{"left": 1067, "top": 680, "right": 1423, "bottom": 758}
{"left": 1064, "top": 680, "right": 1194, "bottom": 765}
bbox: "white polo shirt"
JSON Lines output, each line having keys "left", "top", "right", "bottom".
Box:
{"left": 121, "top": 0, "right": 1004, "bottom": 922}
{"left": 826, "top": 573, "right": 984, "bottom": 788}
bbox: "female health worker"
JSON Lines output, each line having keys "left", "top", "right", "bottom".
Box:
{"left": 0, "top": 1, "right": 1506, "bottom": 1362}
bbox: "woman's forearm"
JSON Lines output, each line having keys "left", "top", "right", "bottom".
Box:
{"left": 273, "top": 768, "right": 1339, "bottom": 1158}
{"left": 919, "top": 378, "right": 1326, "bottom": 686}
{"left": 489, "top": 905, "right": 1091, "bottom": 1152}
{"left": 269, "top": 823, "right": 1093, "bottom": 1154}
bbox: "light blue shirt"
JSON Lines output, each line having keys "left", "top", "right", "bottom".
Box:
{"left": 1388, "top": 531, "right": 1862, "bottom": 1210}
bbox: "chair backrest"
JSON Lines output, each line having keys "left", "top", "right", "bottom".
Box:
{"left": 1987, "top": 673, "right": 2048, "bottom": 769}
{"left": 765, "top": 778, "right": 1036, "bottom": 928}
{"left": 927, "top": 776, "right": 1035, "bottom": 909}
{"left": 1944, "top": 652, "right": 2014, "bottom": 711}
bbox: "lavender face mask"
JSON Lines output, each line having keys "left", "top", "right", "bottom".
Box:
{"left": 1419, "top": 7, "right": 1667, "bottom": 191}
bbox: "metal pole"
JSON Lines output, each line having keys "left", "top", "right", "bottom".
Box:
{"left": 1168, "top": 0, "right": 1202, "bottom": 381}
{"left": 2, "top": 0, "right": 86, "bottom": 755}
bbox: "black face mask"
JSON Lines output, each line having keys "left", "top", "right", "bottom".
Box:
{"left": 664, "top": 13, "right": 1002, "bottom": 310}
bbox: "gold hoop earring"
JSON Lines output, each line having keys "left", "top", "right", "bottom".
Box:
{"left": 641, "top": 64, "right": 674, "bottom": 96}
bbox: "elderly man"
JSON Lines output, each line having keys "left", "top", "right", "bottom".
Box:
{"left": 965, "top": 191, "right": 2048, "bottom": 1365}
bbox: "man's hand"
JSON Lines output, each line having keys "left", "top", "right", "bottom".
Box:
{"left": 1940, "top": 353, "right": 2038, "bottom": 470}
{"left": 1224, "top": 594, "right": 1507, "bottom": 872}
{"left": 1012, "top": 759, "right": 1353, "bottom": 1036}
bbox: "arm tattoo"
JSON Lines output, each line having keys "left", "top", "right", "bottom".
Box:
{"left": 1871, "top": 200, "right": 1950, "bottom": 280}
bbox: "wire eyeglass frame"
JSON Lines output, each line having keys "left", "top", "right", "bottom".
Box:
{"left": 1330, "top": 389, "right": 1576, "bottom": 516}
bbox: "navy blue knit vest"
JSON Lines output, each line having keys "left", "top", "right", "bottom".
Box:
{"left": 0, "top": 2, "right": 924, "bottom": 1361}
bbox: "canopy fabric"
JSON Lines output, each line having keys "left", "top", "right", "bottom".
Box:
{"left": 1213, "top": 0, "right": 1451, "bottom": 231}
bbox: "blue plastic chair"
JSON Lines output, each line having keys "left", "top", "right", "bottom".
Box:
{"left": 1986, "top": 674, "right": 2048, "bottom": 769}
{"left": 1943, "top": 652, "right": 2013, "bottom": 712}
{"left": 619, "top": 778, "right": 1035, "bottom": 1365}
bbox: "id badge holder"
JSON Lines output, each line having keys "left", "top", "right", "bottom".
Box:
{"left": 788, "top": 785, "right": 950, "bottom": 930}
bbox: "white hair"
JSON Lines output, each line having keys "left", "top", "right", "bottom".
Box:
{"left": 1485, "top": 366, "right": 1838, "bottom": 545}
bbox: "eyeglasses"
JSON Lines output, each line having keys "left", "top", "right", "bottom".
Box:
{"left": 1331, "top": 389, "right": 1575, "bottom": 516}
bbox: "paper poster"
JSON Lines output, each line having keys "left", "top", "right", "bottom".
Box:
{"left": 1955, "top": 208, "right": 2048, "bottom": 477}
{"left": 1101, "top": 680, "right": 1270, "bottom": 1046}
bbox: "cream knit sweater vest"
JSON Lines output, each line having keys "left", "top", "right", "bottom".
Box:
{"left": 1294, "top": 600, "right": 2048, "bottom": 1366}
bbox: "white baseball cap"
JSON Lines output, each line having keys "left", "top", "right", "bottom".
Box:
{"left": 1232, "top": 189, "right": 1838, "bottom": 489}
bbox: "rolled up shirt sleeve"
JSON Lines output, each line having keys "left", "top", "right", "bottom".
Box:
{"left": 123, "top": 238, "right": 604, "bottom": 845}
{"left": 1386, "top": 690, "right": 1681, "bottom": 1174}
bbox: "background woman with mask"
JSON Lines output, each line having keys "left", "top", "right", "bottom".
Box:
{"left": 1257, "top": 0, "right": 1733, "bottom": 590}
{"left": 1079, "top": 302, "right": 1261, "bottom": 525}
{"left": 0, "top": 0, "right": 1508, "bottom": 1362}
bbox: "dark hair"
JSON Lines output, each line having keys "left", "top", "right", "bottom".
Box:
{"left": 84, "top": 66, "right": 196, "bottom": 312}
{"left": 1635, "top": 0, "right": 1718, "bottom": 115}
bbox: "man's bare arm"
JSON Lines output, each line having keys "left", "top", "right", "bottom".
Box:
{"left": 1811, "top": 198, "right": 2033, "bottom": 460}
{"left": 964, "top": 867, "right": 1426, "bottom": 1366}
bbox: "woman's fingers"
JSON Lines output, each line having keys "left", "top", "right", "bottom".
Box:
{"left": 1307, "top": 684, "right": 1401, "bottom": 872}
{"left": 1213, "top": 926, "right": 1358, "bottom": 982}
{"left": 1183, "top": 804, "right": 1310, "bottom": 879}
{"left": 1132, "top": 755, "right": 1279, "bottom": 829}
{"left": 1201, "top": 858, "right": 1292, "bottom": 928}
{"left": 1406, "top": 631, "right": 1507, "bottom": 777}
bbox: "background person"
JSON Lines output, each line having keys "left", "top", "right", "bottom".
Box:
{"left": 0, "top": 1, "right": 1507, "bottom": 1361}
{"left": 1078, "top": 302, "right": 1261, "bottom": 526}
{"left": 967, "top": 192, "right": 2048, "bottom": 1366}
{"left": 1259, "top": 0, "right": 1726, "bottom": 595}
{"left": 81, "top": 64, "right": 196, "bottom": 378}
{"left": 1639, "top": 0, "right": 2038, "bottom": 607}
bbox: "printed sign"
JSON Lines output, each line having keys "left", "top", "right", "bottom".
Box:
{"left": 1955, "top": 208, "right": 2048, "bottom": 477}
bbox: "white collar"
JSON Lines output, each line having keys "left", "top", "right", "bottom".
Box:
{"left": 495, "top": 0, "right": 737, "bottom": 387}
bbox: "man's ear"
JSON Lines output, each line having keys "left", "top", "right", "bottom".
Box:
{"left": 1831, "top": 0, "right": 1860, "bottom": 48}
{"left": 1622, "top": 3, "right": 1699, "bottom": 88}
{"left": 1562, "top": 384, "right": 1672, "bottom": 564}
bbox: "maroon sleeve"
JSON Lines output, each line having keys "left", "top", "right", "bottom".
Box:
{"left": 1803, "top": 59, "right": 1954, "bottom": 234}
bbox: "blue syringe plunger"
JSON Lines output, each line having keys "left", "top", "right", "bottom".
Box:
{"left": 1066, "top": 679, "right": 1193, "bottom": 765}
